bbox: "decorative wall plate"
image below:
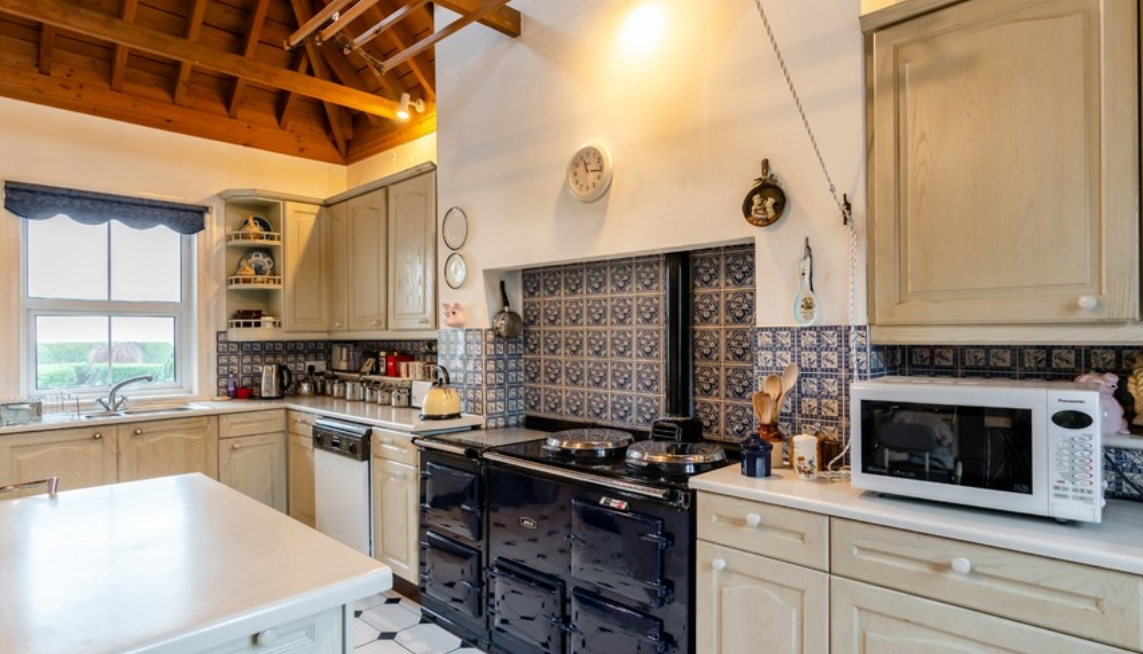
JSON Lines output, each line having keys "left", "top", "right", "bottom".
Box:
{"left": 442, "top": 207, "right": 468, "bottom": 250}
{"left": 445, "top": 252, "right": 467, "bottom": 289}
{"left": 742, "top": 159, "right": 787, "bottom": 227}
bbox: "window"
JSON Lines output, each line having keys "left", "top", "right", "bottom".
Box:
{"left": 23, "top": 215, "right": 194, "bottom": 397}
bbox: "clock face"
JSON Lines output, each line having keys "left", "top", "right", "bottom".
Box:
{"left": 567, "top": 142, "right": 614, "bottom": 202}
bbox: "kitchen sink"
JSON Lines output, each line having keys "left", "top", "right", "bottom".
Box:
{"left": 81, "top": 404, "right": 203, "bottom": 419}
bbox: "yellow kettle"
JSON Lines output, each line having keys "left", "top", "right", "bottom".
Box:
{"left": 420, "top": 365, "right": 462, "bottom": 420}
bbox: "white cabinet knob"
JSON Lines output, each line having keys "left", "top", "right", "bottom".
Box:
{"left": 745, "top": 513, "right": 762, "bottom": 528}
{"left": 951, "top": 557, "right": 973, "bottom": 575}
{"left": 133, "top": 428, "right": 143, "bottom": 436}
{"left": 255, "top": 628, "right": 278, "bottom": 646}
{"left": 1078, "top": 295, "right": 1099, "bottom": 310}
{"left": 712, "top": 558, "right": 728, "bottom": 571}
{"left": 382, "top": 437, "right": 393, "bottom": 445}
{"left": 372, "top": 320, "right": 381, "bottom": 327}
{"left": 93, "top": 433, "right": 103, "bottom": 440}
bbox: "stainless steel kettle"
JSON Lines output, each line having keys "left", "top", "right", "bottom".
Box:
{"left": 259, "top": 364, "right": 292, "bottom": 399}
{"left": 420, "top": 365, "right": 462, "bottom": 420}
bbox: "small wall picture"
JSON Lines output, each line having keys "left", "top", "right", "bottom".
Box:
{"left": 741, "top": 158, "right": 788, "bottom": 228}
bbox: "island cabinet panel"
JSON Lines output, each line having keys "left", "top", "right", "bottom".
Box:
{"left": 696, "top": 540, "right": 828, "bottom": 654}
{"left": 118, "top": 416, "right": 219, "bottom": 482}
{"left": 219, "top": 433, "right": 288, "bottom": 514}
{"left": 0, "top": 426, "right": 117, "bottom": 497}
{"left": 831, "top": 578, "right": 1133, "bottom": 654}
{"left": 387, "top": 173, "right": 437, "bottom": 331}
{"left": 868, "top": 0, "right": 1139, "bottom": 326}
{"left": 199, "top": 605, "right": 344, "bottom": 654}
{"left": 287, "top": 411, "right": 317, "bottom": 527}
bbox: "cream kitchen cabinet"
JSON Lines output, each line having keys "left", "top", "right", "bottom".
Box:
{"left": 282, "top": 201, "right": 329, "bottom": 333}
{"left": 0, "top": 426, "right": 117, "bottom": 497}
{"left": 866, "top": 0, "right": 1138, "bottom": 328}
{"left": 218, "top": 411, "right": 287, "bottom": 513}
{"left": 118, "top": 416, "right": 219, "bottom": 482}
{"left": 327, "top": 188, "right": 387, "bottom": 333}
{"left": 387, "top": 173, "right": 437, "bottom": 330}
{"left": 371, "top": 427, "right": 418, "bottom": 583}
{"left": 287, "top": 410, "right": 317, "bottom": 527}
{"left": 326, "top": 201, "right": 350, "bottom": 333}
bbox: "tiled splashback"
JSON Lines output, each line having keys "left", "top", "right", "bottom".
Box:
{"left": 437, "top": 329, "right": 524, "bottom": 429}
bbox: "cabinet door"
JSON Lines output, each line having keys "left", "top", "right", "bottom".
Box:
{"left": 288, "top": 432, "right": 315, "bottom": 527}
{"left": 282, "top": 202, "right": 328, "bottom": 332}
{"left": 219, "top": 432, "right": 287, "bottom": 513}
{"left": 347, "top": 188, "right": 388, "bottom": 331}
{"left": 831, "top": 577, "right": 1132, "bottom": 654}
{"left": 0, "top": 426, "right": 117, "bottom": 497}
{"left": 696, "top": 540, "right": 828, "bottom": 654}
{"left": 118, "top": 416, "right": 218, "bottom": 482}
{"left": 869, "top": 0, "right": 1138, "bottom": 325}
{"left": 372, "top": 456, "right": 419, "bottom": 582}
{"left": 327, "top": 201, "right": 349, "bottom": 332}
{"left": 387, "top": 173, "right": 436, "bottom": 330}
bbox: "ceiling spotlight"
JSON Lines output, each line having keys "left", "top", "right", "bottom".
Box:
{"left": 396, "top": 92, "right": 425, "bottom": 121}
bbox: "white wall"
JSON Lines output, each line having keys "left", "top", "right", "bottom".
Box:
{"left": 0, "top": 97, "right": 347, "bottom": 399}
{"left": 347, "top": 133, "right": 438, "bottom": 188}
{"left": 435, "top": 0, "right": 867, "bottom": 327}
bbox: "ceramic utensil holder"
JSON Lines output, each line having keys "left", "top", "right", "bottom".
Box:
{"left": 792, "top": 434, "right": 818, "bottom": 480}
{"left": 757, "top": 423, "right": 785, "bottom": 469}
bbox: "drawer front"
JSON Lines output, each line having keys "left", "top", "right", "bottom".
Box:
{"left": 201, "top": 607, "right": 343, "bottom": 654}
{"left": 221, "top": 410, "right": 286, "bottom": 439}
{"left": 372, "top": 428, "right": 416, "bottom": 465}
{"left": 832, "top": 519, "right": 1143, "bottom": 650}
{"left": 697, "top": 492, "right": 829, "bottom": 571}
{"left": 287, "top": 410, "right": 319, "bottom": 437}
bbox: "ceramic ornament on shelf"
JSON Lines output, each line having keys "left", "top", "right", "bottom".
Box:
{"left": 792, "top": 238, "right": 819, "bottom": 326}
{"left": 442, "top": 302, "right": 467, "bottom": 328}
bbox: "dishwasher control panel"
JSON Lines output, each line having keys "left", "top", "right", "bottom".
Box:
{"left": 313, "top": 418, "right": 371, "bottom": 461}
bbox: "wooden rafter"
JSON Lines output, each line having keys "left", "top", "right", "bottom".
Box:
{"left": 285, "top": 0, "right": 355, "bottom": 50}
{"left": 383, "top": 0, "right": 513, "bottom": 73}
{"left": 317, "top": 0, "right": 382, "bottom": 44}
{"left": 277, "top": 50, "right": 310, "bottom": 130}
{"left": 350, "top": 0, "right": 430, "bottom": 50}
{"left": 172, "top": 0, "right": 208, "bottom": 106}
{"left": 109, "top": 0, "right": 138, "bottom": 92}
{"left": 360, "top": 0, "right": 435, "bottom": 102}
{"left": 228, "top": 0, "right": 273, "bottom": 118}
{"left": 0, "top": 0, "right": 400, "bottom": 118}
{"left": 38, "top": 24, "right": 54, "bottom": 76}
{"left": 305, "top": 40, "right": 350, "bottom": 158}
{"left": 434, "top": 0, "right": 520, "bottom": 38}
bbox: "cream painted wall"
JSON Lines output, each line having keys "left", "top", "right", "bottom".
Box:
{"left": 0, "top": 97, "right": 347, "bottom": 400}
{"left": 347, "top": 133, "right": 438, "bottom": 188}
{"left": 435, "top": 0, "right": 867, "bottom": 327}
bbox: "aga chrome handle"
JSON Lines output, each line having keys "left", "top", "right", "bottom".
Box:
{"left": 950, "top": 557, "right": 973, "bottom": 575}
{"left": 745, "top": 513, "right": 762, "bottom": 528}
{"left": 1078, "top": 295, "right": 1099, "bottom": 311}
{"left": 711, "top": 558, "right": 728, "bottom": 572}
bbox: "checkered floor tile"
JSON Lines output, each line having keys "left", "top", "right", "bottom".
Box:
{"left": 353, "top": 590, "right": 484, "bottom": 653}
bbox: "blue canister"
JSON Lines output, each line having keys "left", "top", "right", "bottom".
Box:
{"left": 740, "top": 436, "right": 773, "bottom": 478}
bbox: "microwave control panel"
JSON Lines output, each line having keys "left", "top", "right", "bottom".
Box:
{"left": 1046, "top": 393, "right": 1103, "bottom": 523}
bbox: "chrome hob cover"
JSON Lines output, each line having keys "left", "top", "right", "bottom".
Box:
{"left": 542, "top": 428, "right": 634, "bottom": 458}
{"left": 625, "top": 440, "right": 728, "bottom": 474}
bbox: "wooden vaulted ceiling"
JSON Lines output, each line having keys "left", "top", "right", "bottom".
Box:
{"left": 0, "top": 0, "right": 520, "bottom": 164}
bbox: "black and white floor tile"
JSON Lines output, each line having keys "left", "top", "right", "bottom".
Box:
{"left": 352, "top": 590, "right": 483, "bottom": 654}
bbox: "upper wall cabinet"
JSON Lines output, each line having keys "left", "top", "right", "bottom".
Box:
{"left": 344, "top": 188, "right": 390, "bottom": 332}
{"left": 282, "top": 202, "right": 329, "bottom": 333}
{"left": 388, "top": 173, "right": 437, "bottom": 330}
{"left": 866, "top": 0, "right": 1139, "bottom": 328}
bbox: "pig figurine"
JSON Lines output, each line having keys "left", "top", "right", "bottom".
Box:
{"left": 442, "top": 302, "right": 466, "bottom": 328}
{"left": 1074, "top": 371, "right": 1129, "bottom": 435}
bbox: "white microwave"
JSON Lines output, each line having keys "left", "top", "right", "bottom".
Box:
{"left": 850, "top": 377, "right": 1105, "bottom": 523}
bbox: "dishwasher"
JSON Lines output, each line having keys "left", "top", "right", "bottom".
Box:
{"left": 313, "top": 418, "right": 372, "bottom": 555}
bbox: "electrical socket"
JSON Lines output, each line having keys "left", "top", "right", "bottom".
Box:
{"left": 305, "top": 360, "right": 327, "bottom": 373}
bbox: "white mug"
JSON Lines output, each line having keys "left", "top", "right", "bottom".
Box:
{"left": 792, "top": 434, "right": 818, "bottom": 480}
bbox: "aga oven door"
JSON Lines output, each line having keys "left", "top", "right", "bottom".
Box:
{"left": 421, "top": 458, "right": 482, "bottom": 542}
{"left": 569, "top": 497, "right": 672, "bottom": 607}
{"left": 420, "top": 531, "right": 483, "bottom": 620}
{"left": 569, "top": 588, "right": 667, "bottom": 654}
{"left": 489, "top": 558, "right": 566, "bottom": 654}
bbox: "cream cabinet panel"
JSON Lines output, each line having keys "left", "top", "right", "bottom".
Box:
{"left": 288, "top": 432, "right": 316, "bottom": 527}
{"left": 200, "top": 606, "right": 343, "bottom": 654}
{"left": 868, "top": 0, "right": 1138, "bottom": 325}
{"left": 372, "top": 455, "right": 419, "bottom": 583}
{"left": 220, "top": 410, "right": 286, "bottom": 439}
{"left": 282, "top": 202, "right": 329, "bottom": 332}
{"left": 387, "top": 173, "right": 436, "bottom": 330}
{"left": 326, "top": 202, "right": 349, "bottom": 332}
{"left": 832, "top": 518, "right": 1143, "bottom": 650}
{"left": 0, "top": 427, "right": 117, "bottom": 497}
{"left": 220, "top": 432, "right": 287, "bottom": 513}
{"left": 118, "top": 416, "right": 218, "bottom": 482}
{"left": 832, "top": 577, "right": 1132, "bottom": 654}
{"left": 346, "top": 189, "right": 388, "bottom": 331}
{"left": 696, "top": 540, "right": 828, "bottom": 654}
{"left": 697, "top": 492, "right": 829, "bottom": 571}
{"left": 372, "top": 428, "right": 417, "bottom": 466}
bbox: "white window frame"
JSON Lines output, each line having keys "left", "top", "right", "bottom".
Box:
{"left": 20, "top": 220, "right": 196, "bottom": 400}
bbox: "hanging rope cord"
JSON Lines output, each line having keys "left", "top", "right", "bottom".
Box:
{"left": 751, "top": 0, "right": 858, "bottom": 474}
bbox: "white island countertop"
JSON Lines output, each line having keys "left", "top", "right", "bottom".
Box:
{"left": 690, "top": 465, "right": 1143, "bottom": 576}
{"left": 0, "top": 474, "right": 391, "bottom": 654}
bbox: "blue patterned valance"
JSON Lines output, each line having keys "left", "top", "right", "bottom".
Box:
{"left": 3, "top": 181, "right": 208, "bottom": 235}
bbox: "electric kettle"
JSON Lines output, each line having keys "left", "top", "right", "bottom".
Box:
{"left": 260, "top": 364, "right": 292, "bottom": 399}
{"left": 420, "top": 365, "right": 462, "bottom": 420}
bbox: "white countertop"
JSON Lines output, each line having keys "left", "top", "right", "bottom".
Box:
{"left": 690, "top": 465, "right": 1143, "bottom": 575}
{"left": 0, "top": 474, "right": 391, "bottom": 654}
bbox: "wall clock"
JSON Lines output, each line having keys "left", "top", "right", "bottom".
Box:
{"left": 566, "top": 142, "right": 614, "bottom": 202}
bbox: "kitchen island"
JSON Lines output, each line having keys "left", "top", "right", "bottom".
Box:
{"left": 0, "top": 473, "right": 391, "bottom": 654}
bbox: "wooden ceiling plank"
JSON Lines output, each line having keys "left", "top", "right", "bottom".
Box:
{"left": 433, "top": 0, "right": 519, "bottom": 38}
{"left": 0, "top": 0, "right": 399, "bottom": 117}
{"left": 349, "top": 0, "right": 430, "bottom": 50}
{"left": 109, "top": 0, "right": 139, "bottom": 91}
{"left": 317, "top": 0, "right": 381, "bottom": 44}
{"left": 278, "top": 50, "right": 309, "bottom": 130}
{"left": 362, "top": 0, "right": 434, "bottom": 102}
{"left": 38, "top": 24, "right": 54, "bottom": 75}
{"left": 284, "top": 0, "right": 354, "bottom": 50}
{"left": 304, "top": 40, "right": 352, "bottom": 150}
{"left": 227, "top": 0, "right": 272, "bottom": 118}
{"left": 171, "top": 0, "right": 207, "bottom": 105}
{"left": 382, "top": 0, "right": 512, "bottom": 73}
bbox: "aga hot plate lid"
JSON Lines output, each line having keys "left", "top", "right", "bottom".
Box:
{"left": 543, "top": 428, "right": 633, "bottom": 458}
{"left": 625, "top": 441, "right": 727, "bottom": 470}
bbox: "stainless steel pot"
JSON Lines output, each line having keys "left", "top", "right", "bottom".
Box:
{"left": 392, "top": 385, "right": 411, "bottom": 408}
{"left": 297, "top": 379, "right": 314, "bottom": 396}
{"left": 329, "top": 379, "right": 345, "bottom": 398}
{"left": 376, "top": 384, "right": 393, "bottom": 405}
{"left": 345, "top": 380, "right": 365, "bottom": 401}
{"left": 364, "top": 384, "right": 381, "bottom": 403}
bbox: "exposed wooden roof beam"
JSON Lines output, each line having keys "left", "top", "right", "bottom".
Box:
{"left": 0, "top": 0, "right": 400, "bottom": 118}
{"left": 228, "top": 0, "right": 272, "bottom": 118}
{"left": 277, "top": 51, "right": 310, "bottom": 130}
{"left": 317, "top": 0, "right": 382, "bottom": 44}
{"left": 172, "top": 0, "right": 208, "bottom": 106}
{"left": 109, "top": 0, "right": 138, "bottom": 92}
{"left": 434, "top": 0, "right": 520, "bottom": 38}
{"left": 284, "top": 0, "right": 354, "bottom": 50}
{"left": 383, "top": 0, "right": 513, "bottom": 73}
{"left": 349, "top": 0, "right": 430, "bottom": 50}
{"left": 38, "top": 25, "right": 54, "bottom": 76}
{"left": 304, "top": 41, "right": 350, "bottom": 158}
